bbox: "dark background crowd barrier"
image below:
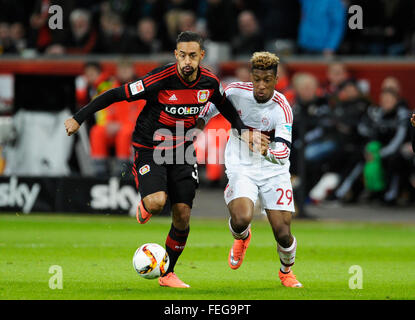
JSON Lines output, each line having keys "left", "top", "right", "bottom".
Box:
{"left": 0, "top": 176, "right": 139, "bottom": 215}
{"left": 1, "top": 57, "right": 415, "bottom": 109}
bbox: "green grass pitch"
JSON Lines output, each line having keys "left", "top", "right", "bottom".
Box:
{"left": 1, "top": 213, "right": 414, "bottom": 300}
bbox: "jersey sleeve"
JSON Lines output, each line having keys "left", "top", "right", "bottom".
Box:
{"left": 123, "top": 75, "right": 158, "bottom": 102}
{"left": 264, "top": 95, "right": 293, "bottom": 165}
{"left": 123, "top": 79, "right": 147, "bottom": 101}
{"left": 73, "top": 86, "right": 127, "bottom": 125}
{"left": 123, "top": 64, "right": 173, "bottom": 102}
{"left": 198, "top": 101, "right": 219, "bottom": 125}
{"left": 73, "top": 66, "right": 168, "bottom": 124}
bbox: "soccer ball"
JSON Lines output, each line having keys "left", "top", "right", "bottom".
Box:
{"left": 132, "top": 243, "right": 170, "bottom": 279}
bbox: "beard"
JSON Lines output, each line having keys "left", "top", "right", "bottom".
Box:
{"left": 181, "top": 66, "right": 195, "bottom": 77}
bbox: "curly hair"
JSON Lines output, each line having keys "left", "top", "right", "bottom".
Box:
{"left": 250, "top": 51, "right": 279, "bottom": 74}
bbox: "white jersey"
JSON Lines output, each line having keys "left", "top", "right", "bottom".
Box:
{"left": 199, "top": 82, "right": 293, "bottom": 180}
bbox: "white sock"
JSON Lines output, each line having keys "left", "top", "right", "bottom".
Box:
{"left": 228, "top": 217, "right": 250, "bottom": 240}
{"left": 277, "top": 236, "right": 297, "bottom": 273}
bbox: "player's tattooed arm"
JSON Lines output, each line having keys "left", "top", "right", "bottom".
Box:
{"left": 65, "top": 87, "right": 126, "bottom": 136}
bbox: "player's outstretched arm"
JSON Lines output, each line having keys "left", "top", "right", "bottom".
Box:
{"left": 411, "top": 113, "right": 415, "bottom": 127}
{"left": 214, "top": 97, "right": 246, "bottom": 134}
{"left": 64, "top": 86, "right": 127, "bottom": 136}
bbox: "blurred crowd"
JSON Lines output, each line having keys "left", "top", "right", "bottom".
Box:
{"left": 75, "top": 60, "right": 145, "bottom": 177}
{"left": 1, "top": 0, "right": 415, "bottom": 57}
{"left": 289, "top": 63, "right": 415, "bottom": 207}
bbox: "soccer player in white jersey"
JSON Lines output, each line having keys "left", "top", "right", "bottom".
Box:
{"left": 197, "top": 52, "right": 302, "bottom": 288}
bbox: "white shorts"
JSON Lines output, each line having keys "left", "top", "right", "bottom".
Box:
{"left": 224, "top": 171, "right": 295, "bottom": 213}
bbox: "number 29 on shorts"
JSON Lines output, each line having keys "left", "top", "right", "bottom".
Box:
{"left": 276, "top": 188, "right": 293, "bottom": 206}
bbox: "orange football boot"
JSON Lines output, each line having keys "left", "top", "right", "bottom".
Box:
{"left": 228, "top": 230, "right": 251, "bottom": 270}
{"left": 158, "top": 272, "right": 190, "bottom": 288}
{"left": 279, "top": 270, "right": 303, "bottom": 288}
{"left": 136, "top": 201, "right": 152, "bottom": 224}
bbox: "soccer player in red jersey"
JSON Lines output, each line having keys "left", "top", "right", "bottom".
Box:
{"left": 65, "top": 31, "right": 268, "bottom": 288}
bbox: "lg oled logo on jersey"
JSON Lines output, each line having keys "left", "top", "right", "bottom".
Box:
{"left": 165, "top": 106, "right": 204, "bottom": 115}
{"left": 139, "top": 165, "right": 150, "bottom": 175}
{"left": 197, "top": 90, "right": 210, "bottom": 103}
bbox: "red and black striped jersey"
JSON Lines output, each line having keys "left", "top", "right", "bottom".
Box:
{"left": 122, "top": 63, "right": 226, "bottom": 149}
{"left": 73, "top": 62, "right": 246, "bottom": 156}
